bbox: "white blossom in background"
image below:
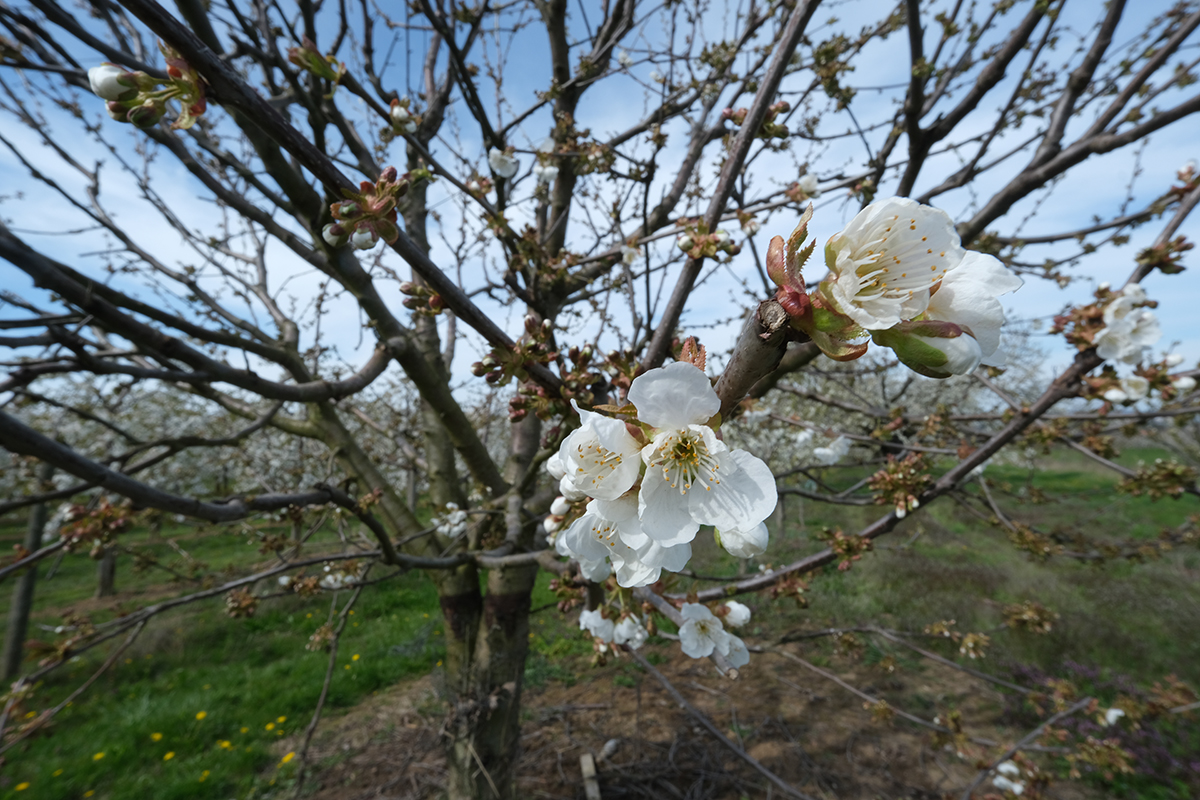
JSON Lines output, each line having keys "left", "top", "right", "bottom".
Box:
{"left": 813, "top": 435, "right": 851, "bottom": 465}
{"left": 434, "top": 502, "right": 469, "bottom": 537}
{"left": 389, "top": 103, "right": 418, "bottom": 134}
{"left": 741, "top": 217, "right": 761, "bottom": 235}
{"left": 649, "top": 70, "right": 664, "bottom": 84}
{"left": 716, "top": 521, "right": 768, "bottom": 558}
{"left": 794, "top": 429, "right": 815, "bottom": 450}
{"left": 723, "top": 601, "right": 751, "bottom": 627}
{"left": 579, "top": 609, "right": 615, "bottom": 642}
{"left": 825, "top": 197, "right": 964, "bottom": 330}
{"left": 1174, "top": 375, "right": 1197, "bottom": 393}
{"left": 621, "top": 245, "right": 639, "bottom": 265}
{"left": 992, "top": 775, "right": 1025, "bottom": 795}
{"left": 1104, "top": 708, "right": 1126, "bottom": 726}
{"left": 277, "top": 575, "right": 293, "bottom": 588}
{"left": 613, "top": 616, "right": 649, "bottom": 649}
{"left": 798, "top": 173, "right": 820, "bottom": 197}
{"left": 630, "top": 362, "right": 777, "bottom": 548}
{"left": 1103, "top": 376, "right": 1150, "bottom": 403}
{"left": 555, "top": 400, "right": 642, "bottom": 501}
{"left": 1094, "top": 284, "right": 1161, "bottom": 364}
{"left": 678, "top": 603, "right": 731, "bottom": 659}
{"left": 533, "top": 162, "right": 559, "bottom": 185}
{"left": 536, "top": 137, "right": 555, "bottom": 154}
{"left": 617, "top": 50, "right": 633, "bottom": 68}
{"left": 487, "top": 147, "right": 519, "bottom": 178}
{"left": 1166, "top": 353, "right": 1185, "bottom": 367}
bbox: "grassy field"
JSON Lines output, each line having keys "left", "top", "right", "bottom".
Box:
{"left": 0, "top": 445, "right": 1197, "bottom": 799}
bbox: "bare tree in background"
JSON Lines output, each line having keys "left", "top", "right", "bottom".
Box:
{"left": 1, "top": 0, "right": 1199, "bottom": 796}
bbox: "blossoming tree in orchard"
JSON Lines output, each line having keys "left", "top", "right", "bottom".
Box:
{"left": 1, "top": 0, "right": 1199, "bottom": 797}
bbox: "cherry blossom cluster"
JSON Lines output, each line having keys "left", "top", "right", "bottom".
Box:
{"left": 546, "top": 361, "right": 775, "bottom": 662}
{"left": 578, "top": 601, "right": 754, "bottom": 669}
{"left": 321, "top": 166, "right": 426, "bottom": 251}
{"left": 88, "top": 46, "right": 207, "bottom": 130}
{"left": 768, "top": 197, "right": 1024, "bottom": 377}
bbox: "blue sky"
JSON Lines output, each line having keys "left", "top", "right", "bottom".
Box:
{"left": 1, "top": 0, "right": 1197, "bottom": 396}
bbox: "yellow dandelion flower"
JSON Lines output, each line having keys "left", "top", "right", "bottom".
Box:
{"left": 199, "top": 769, "right": 210, "bottom": 782}
{"left": 422, "top": 613, "right": 428, "bottom": 618}
{"left": 164, "top": 752, "right": 175, "bottom": 761}
{"left": 24, "top": 711, "right": 35, "bottom": 719}
{"left": 348, "top": 610, "right": 354, "bottom": 615}
{"left": 93, "top": 752, "right": 105, "bottom": 761}
{"left": 203, "top": 684, "right": 211, "bottom": 690}
{"left": 151, "top": 732, "right": 163, "bottom": 742}
{"left": 280, "top": 752, "right": 295, "bottom": 764}
{"left": 276, "top": 716, "right": 286, "bottom": 723}
{"left": 53, "top": 769, "right": 63, "bottom": 777}
{"left": 352, "top": 654, "right": 360, "bottom": 661}
{"left": 15, "top": 783, "right": 30, "bottom": 791}
{"left": 240, "top": 727, "right": 249, "bottom": 733}
{"left": 125, "top": 658, "right": 132, "bottom": 664}
{"left": 84, "top": 791, "right": 95, "bottom": 798}
{"left": 265, "top": 722, "right": 275, "bottom": 731}
{"left": 195, "top": 711, "right": 207, "bottom": 720}
{"left": 344, "top": 664, "right": 350, "bottom": 670}
{"left": 436, "top": 660, "right": 443, "bottom": 667}
{"left": 306, "top": 613, "right": 312, "bottom": 618}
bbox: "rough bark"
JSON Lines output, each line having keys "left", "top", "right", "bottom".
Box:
{"left": 3, "top": 463, "right": 53, "bottom": 680}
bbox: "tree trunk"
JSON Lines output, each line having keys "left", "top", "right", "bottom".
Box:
{"left": 96, "top": 546, "right": 117, "bottom": 598}
{"left": 3, "top": 463, "right": 53, "bottom": 681}
{"left": 440, "top": 563, "right": 539, "bottom": 800}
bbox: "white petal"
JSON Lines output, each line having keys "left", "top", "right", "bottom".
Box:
{"left": 688, "top": 450, "right": 777, "bottom": 531}
{"left": 680, "top": 602, "right": 715, "bottom": 622}
{"left": 679, "top": 620, "right": 714, "bottom": 658}
{"left": 637, "top": 469, "right": 701, "bottom": 546}
{"left": 724, "top": 601, "right": 751, "bottom": 627}
{"left": 718, "top": 522, "right": 769, "bottom": 558}
{"left": 627, "top": 362, "right": 720, "bottom": 430}
{"left": 725, "top": 635, "right": 750, "bottom": 667}
{"left": 925, "top": 251, "right": 1021, "bottom": 361}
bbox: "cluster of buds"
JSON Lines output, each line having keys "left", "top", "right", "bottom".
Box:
{"left": 814, "top": 527, "right": 873, "bottom": 571}
{"left": 322, "top": 166, "right": 425, "bottom": 250}
{"left": 766, "top": 204, "right": 870, "bottom": 361}
{"left": 958, "top": 632, "right": 990, "bottom": 660}
{"left": 1002, "top": 600, "right": 1059, "bottom": 634}
{"left": 547, "top": 573, "right": 587, "bottom": 612}
{"left": 1009, "top": 522, "right": 1062, "bottom": 560}
{"left": 1117, "top": 458, "right": 1198, "bottom": 500}
{"left": 58, "top": 498, "right": 132, "bottom": 556}
{"left": 542, "top": 495, "right": 575, "bottom": 541}
{"left": 675, "top": 221, "right": 741, "bottom": 259}
{"left": 389, "top": 98, "right": 420, "bottom": 135}
{"left": 736, "top": 210, "right": 761, "bottom": 236}
{"left": 399, "top": 281, "right": 445, "bottom": 316}
{"left": 471, "top": 314, "right": 558, "bottom": 395}
{"left": 88, "top": 45, "right": 207, "bottom": 130}
{"left": 224, "top": 587, "right": 258, "bottom": 618}
{"left": 867, "top": 453, "right": 931, "bottom": 518}
{"left": 1136, "top": 235, "right": 1192, "bottom": 276}
{"left": 721, "top": 100, "right": 790, "bottom": 139}
{"left": 286, "top": 37, "right": 345, "bottom": 89}
{"left": 576, "top": 141, "right": 615, "bottom": 176}
{"left": 464, "top": 174, "right": 493, "bottom": 196}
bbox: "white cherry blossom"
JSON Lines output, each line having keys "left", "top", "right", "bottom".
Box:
{"left": 992, "top": 775, "right": 1025, "bottom": 795}
{"left": 579, "top": 608, "right": 615, "bottom": 642}
{"left": 813, "top": 435, "right": 851, "bottom": 465}
{"left": 533, "top": 162, "right": 559, "bottom": 185}
{"left": 1174, "top": 375, "right": 1197, "bottom": 393}
{"left": 1103, "top": 376, "right": 1149, "bottom": 403}
{"left": 678, "top": 603, "right": 731, "bottom": 659}
{"left": 725, "top": 635, "right": 750, "bottom": 668}
{"left": 487, "top": 147, "right": 519, "bottom": 178}
{"left": 629, "top": 363, "right": 777, "bottom": 547}
{"left": 593, "top": 494, "right": 691, "bottom": 587}
{"left": 825, "top": 197, "right": 965, "bottom": 330}
{"left": 716, "top": 521, "right": 768, "bottom": 558}
{"left": 621, "top": 245, "right": 639, "bottom": 264}
{"left": 723, "top": 601, "right": 751, "bottom": 627}
{"left": 1103, "top": 707, "right": 1126, "bottom": 726}
{"left": 613, "top": 616, "right": 648, "bottom": 649}
{"left": 617, "top": 50, "right": 633, "bottom": 68}
{"left": 1094, "top": 285, "right": 1161, "bottom": 364}
{"left": 921, "top": 251, "right": 1023, "bottom": 370}
{"left": 555, "top": 400, "right": 642, "bottom": 501}
{"left": 798, "top": 173, "right": 820, "bottom": 197}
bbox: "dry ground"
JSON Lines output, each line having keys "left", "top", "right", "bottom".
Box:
{"left": 288, "top": 642, "right": 1105, "bottom": 800}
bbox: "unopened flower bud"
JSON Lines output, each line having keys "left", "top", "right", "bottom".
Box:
{"left": 322, "top": 223, "right": 348, "bottom": 247}
{"left": 127, "top": 100, "right": 166, "bottom": 129}
{"left": 1172, "top": 376, "right": 1196, "bottom": 393}
{"left": 89, "top": 64, "right": 136, "bottom": 101}
{"left": 1165, "top": 353, "right": 1185, "bottom": 367}
{"left": 677, "top": 233, "right": 694, "bottom": 251}
{"left": 428, "top": 294, "right": 444, "bottom": 312}
{"left": 399, "top": 281, "right": 417, "bottom": 295}
{"left": 713, "top": 229, "right": 731, "bottom": 246}
{"left": 380, "top": 166, "right": 398, "bottom": 182}
{"left": 550, "top": 496, "right": 572, "bottom": 516}
{"left": 351, "top": 227, "right": 377, "bottom": 250}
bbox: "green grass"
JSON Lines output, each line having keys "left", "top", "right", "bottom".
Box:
{"left": 2, "top": 444, "right": 1197, "bottom": 798}
{"left": 0, "top": 522, "right": 449, "bottom": 800}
